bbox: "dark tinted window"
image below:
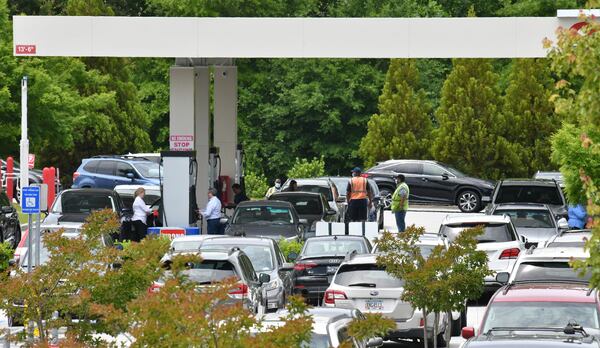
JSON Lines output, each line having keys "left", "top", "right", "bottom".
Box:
{"left": 494, "top": 209, "right": 554, "bottom": 228}
{"left": 232, "top": 206, "right": 294, "bottom": 224}
{"left": 183, "top": 260, "right": 237, "bottom": 284}
{"left": 116, "top": 162, "right": 135, "bottom": 178}
{"left": 496, "top": 185, "right": 563, "bottom": 205}
{"left": 423, "top": 163, "right": 446, "bottom": 176}
{"left": 200, "top": 243, "right": 274, "bottom": 272}
{"left": 0, "top": 191, "right": 9, "bottom": 206}
{"left": 294, "top": 184, "right": 333, "bottom": 201}
{"left": 393, "top": 163, "right": 422, "bottom": 174}
{"left": 96, "top": 161, "right": 116, "bottom": 175}
{"left": 273, "top": 195, "right": 322, "bottom": 215}
{"left": 83, "top": 160, "right": 99, "bottom": 173}
{"left": 334, "top": 263, "right": 403, "bottom": 288}
{"left": 303, "top": 239, "right": 368, "bottom": 257}
{"left": 58, "top": 191, "right": 113, "bottom": 214}
{"left": 514, "top": 262, "right": 591, "bottom": 282}
{"left": 441, "top": 223, "right": 515, "bottom": 243}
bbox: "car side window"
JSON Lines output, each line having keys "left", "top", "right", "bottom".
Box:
{"left": 116, "top": 162, "right": 135, "bottom": 178}
{"left": 337, "top": 326, "right": 350, "bottom": 345}
{"left": 393, "top": 163, "right": 422, "bottom": 174}
{"left": 423, "top": 163, "right": 446, "bottom": 176}
{"left": 83, "top": 160, "right": 99, "bottom": 173}
{"left": 240, "top": 255, "right": 258, "bottom": 282}
{"left": 96, "top": 160, "right": 116, "bottom": 176}
{"left": 273, "top": 242, "right": 284, "bottom": 266}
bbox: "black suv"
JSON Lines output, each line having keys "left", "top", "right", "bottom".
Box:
{"left": 0, "top": 190, "right": 21, "bottom": 248}
{"left": 365, "top": 160, "right": 495, "bottom": 213}
{"left": 485, "top": 179, "right": 568, "bottom": 219}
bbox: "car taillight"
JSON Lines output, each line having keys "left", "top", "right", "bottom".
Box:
{"left": 499, "top": 248, "right": 520, "bottom": 259}
{"left": 148, "top": 282, "right": 162, "bottom": 294}
{"left": 294, "top": 262, "right": 317, "bottom": 271}
{"left": 229, "top": 283, "right": 249, "bottom": 296}
{"left": 324, "top": 290, "right": 347, "bottom": 305}
{"left": 361, "top": 173, "right": 370, "bottom": 178}
{"left": 72, "top": 171, "right": 80, "bottom": 181}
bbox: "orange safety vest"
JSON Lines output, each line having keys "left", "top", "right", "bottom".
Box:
{"left": 349, "top": 177, "right": 368, "bottom": 200}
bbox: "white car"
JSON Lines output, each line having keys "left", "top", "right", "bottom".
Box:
{"left": 439, "top": 214, "right": 525, "bottom": 293}
{"left": 114, "top": 184, "right": 161, "bottom": 211}
{"left": 543, "top": 229, "right": 592, "bottom": 248}
{"left": 259, "top": 307, "right": 383, "bottom": 348}
{"left": 497, "top": 246, "right": 590, "bottom": 284}
{"left": 160, "top": 235, "right": 222, "bottom": 263}
{"left": 323, "top": 253, "right": 448, "bottom": 345}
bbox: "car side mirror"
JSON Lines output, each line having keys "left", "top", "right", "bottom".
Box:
{"left": 219, "top": 217, "right": 229, "bottom": 225}
{"left": 496, "top": 272, "right": 510, "bottom": 284}
{"left": 462, "top": 327, "right": 475, "bottom": 339}
{"left": 557, "top": 217, "right": 569, "bottom": 230}
{"left": 442, "top": 173, "right": 449, "bottom": 180}
{"left": 287, "top": 252, "right": 298, "bottom": 262}
{"left": 126, "top": 172, "right": 135, "bottom": 179}
{"left": 326, "top": 209, "right": 337, "bottom": 216}
{"left": 298, "top": 218, "right": 308, "bottom": 225}
{"left": 366, "top": 337, "right": 384, "bottom": 347}
{"left": 280, "top": 262, "right": 294, "bottom": 272}
{"left": 1, "top": 206, "right": 13, "bottom": 214}
{"left": 259, "top": 273, "right": 271, "bottom": 284}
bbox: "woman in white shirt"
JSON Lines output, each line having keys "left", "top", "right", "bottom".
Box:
{"left": 132, "top": 187, "right": 152, "bottom": 241}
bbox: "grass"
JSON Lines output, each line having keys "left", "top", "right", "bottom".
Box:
{"left": 13, "top": 203, "right": 29, "bottom": 224}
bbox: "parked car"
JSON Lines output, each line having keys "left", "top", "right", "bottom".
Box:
{"left": 160, "top": 235, "right": 222, "bottom": 263}
{"left": 364, "top": 160, "right": 495, "bottom": 213}
{"left": 198, "top": 236, "right": 294, "bottom": 311}
{"left": 324, "top": 253, "right": 449, "bottom": 346}
{"left": 259, "top": 308, "right": 384, "bottom": 348}
{"left": 114, "top": 184, "right": 162, "bottom": 226}
{"left": 490, "top": 203, "right": 568, "bottom": 246}
{"left": 485, "top": 179, "right": 568, "bottom": 219}
{"left": 461, "top": 283, "right": 600, "bottom": 344}
{"left": 439, "top": 214, "right": 525, "bottom": 294}
{"left": 268, "top": 192, "right": 337, "bottom": 239}
{"left": 544, "top": 229, "right": 592, "bottom": 248}
{"left": 497, "top": 246, "right": 590, "bottom": 285}
{"left": 533, "top": 170, "right": 565, "bottom": 188}
{"left": 223, "top": 200, "right": 307, "bottom": 240}
{"left": 322, "top": 176, "right": 384, "bottom": 229}
{"left": 72, "top": 155, "right": 161, "bottom": 189}
{"left": 282, "top": 178, "right": 343, "bottom": 221}
{"left": 154, "top": 247, "right": 269, "bottom": 314}
{"left": 290, "top": 235, "right": 372, "bottom": 305}
{"left": 0, "top": 190, "right": 21, "bottom": 248}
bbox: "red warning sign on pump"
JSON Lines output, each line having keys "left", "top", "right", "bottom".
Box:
{"left": 169, "top": 135, "right": 194, "bottom": 151}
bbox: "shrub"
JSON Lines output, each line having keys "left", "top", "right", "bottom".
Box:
{"left": 0, "top": 242, "right": 12, "bottom": 273}
{"left": 278, "top": 238, "right": 304, "bottom": 261}
{"left": 245, "top": 171, "right": 270, "bottom": 199}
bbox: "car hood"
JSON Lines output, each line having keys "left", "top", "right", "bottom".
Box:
{"left": 467, "top": 336, "right": 599, "bottom": 347}
{"left": 515, "top": 227, "right": 558, "bottom": 242}
{"left": 226, "top": 223, "right": 298, "bottom": 240}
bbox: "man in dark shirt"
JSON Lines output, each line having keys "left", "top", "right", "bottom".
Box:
{"left": 232, "top": 183, "right": 249, "bottom": 206}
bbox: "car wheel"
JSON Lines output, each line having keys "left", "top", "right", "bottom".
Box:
{"left": 457, "top": 190, "right": 481, "bottom": 213}
{"left": 378, "top": 208, "right": 384, "bottom": 230}
{"left": 380, "top": 190, "right": 392, "bottom": 210}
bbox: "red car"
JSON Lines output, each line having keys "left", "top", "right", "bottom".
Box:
{"left": 463, "top": 282, "right": 600, "bottom": 341}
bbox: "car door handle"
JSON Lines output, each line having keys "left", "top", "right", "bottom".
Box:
{"left": 421, "top": 178, "right": 428, "bottom": 182}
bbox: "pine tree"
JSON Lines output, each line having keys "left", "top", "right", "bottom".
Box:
{"left": 431, "top": 59, "right": 523, "bottom": 179}
{"left": 503, "top": 58, "right": 557, "bottom": 176}
{"left": 359, "top": 59, "right": 432, "bottom": 167}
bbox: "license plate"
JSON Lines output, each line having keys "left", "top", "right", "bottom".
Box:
{"left": 365, "top": 299, "right": 383, "bottom": 311}
{"left": 327, "top": 266, "right": 338, "bottom": 274}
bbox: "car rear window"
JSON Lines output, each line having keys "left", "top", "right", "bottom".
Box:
{"left": 303, "top": 239, "right": 367, "bottom": 257}
{"left": 233, "top": 206, "right": 294, "bottom": 224}
{"left": 513, "top": 261, "right": 591, "bottom": 282}
{"left": 494, "top": 209, "right": 554, "bottom": 228}
{"left": 334, "top": 263, "right": 403, "bottom": 288}
{"left": 57, "top": 191, "right": 113, "bottom": 214}
{"left": 294, "top": 184, "right": 333, "bottom": 201}
{"left": 201, "top": 243, "right": 274, "bottom": 272}
{"left": 275, "top": 195, "right": 322, "bottom": 215}
{"left": 183, "top": 260, "right": 238, "bottom": 284}
{"left": 496, "top": 185, "right": 563, "bottom": 205}
{"left": 83, "top": 160, "right": 99, "bottom": 173}
{"left": 441, "top": 223, "right": 515, "bottom": 243}
{"left": 546, "top": 241, "right": 586, "bottom": 248}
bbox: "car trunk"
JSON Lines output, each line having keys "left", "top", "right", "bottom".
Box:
{"left": 338, "top": 287, "right": 413, "bottom": 320}
{"left": 515, "top": 227, "right": 558, "bottom": 243}
{"left": 477, "top": 242, "right": 518, "bottom": 272}
{"left": 296, "top": 256, "right": 345, "bottom": 284}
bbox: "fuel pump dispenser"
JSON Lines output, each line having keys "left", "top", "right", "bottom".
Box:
{"left": 235, "top": 144, "right": 244, "bottom": 190}
{"left": 160, "top": 151, "right": 198, "bottom": 227}
{"left": 208, "top": 146, "right": 221, "bottom": 196}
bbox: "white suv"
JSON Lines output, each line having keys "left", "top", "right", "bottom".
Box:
{"left": 323, "top": 253, "right": 448, "bottom": 345}
{"left": 439, "top": 214, "right": 525, "bottom": 293}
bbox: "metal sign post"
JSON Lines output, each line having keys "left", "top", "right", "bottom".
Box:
{"left": 19, "top": 76, "right": 29, "bottom": 204}
{"left": 21, "top": 186, "right": 40, "bottom": 272}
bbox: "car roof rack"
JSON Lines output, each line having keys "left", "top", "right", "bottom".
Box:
{"left": 91, "top": 155, "right": 152, "bottom": 161}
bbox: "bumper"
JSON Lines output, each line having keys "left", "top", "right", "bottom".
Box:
{"left": 293, "top": 284, "right": 328, "bottom": 303}
{"left": 387, "top": 311, "right": 448, "bottom": 340}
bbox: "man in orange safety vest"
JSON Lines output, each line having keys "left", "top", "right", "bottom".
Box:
{"left": 345, "top": 167, "right": 373, "bottom": 222}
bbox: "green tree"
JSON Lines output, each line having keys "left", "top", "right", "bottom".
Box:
{"left": 287, "top": 157, "right": 326, "bottom": 179}
{"left": 503, "top": 58, "right": 558, "bottom": 176}
{"left": 432, "top": 58, "right": 523, "bottom": 179}
{"left": 376, "top": 226, "right": 490, "bottom": 348}
{"left": 359, "top": 59, "right": 433, "bottom": 167}
{"left": 244, "top": 171, "right": 270, "bottom": 199}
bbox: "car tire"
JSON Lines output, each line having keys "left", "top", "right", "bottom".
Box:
{"left": 457, "top": 190, "right": 481, "bottom": 213}
{"left": 12, "top": 225, "right": 21, "bottom": 249}
{"left": 378, "top": 208, "right": 384, "bottom": 230}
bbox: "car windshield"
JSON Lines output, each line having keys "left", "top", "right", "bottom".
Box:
{"left": 133, "top": 162, "right": 161, "bottom": 179}
{"left": 275, "top": 195, "right": 322, "bottom": 215}
{"left": 293, "top": 184, "right": 333, "bottom": 201}
{"left": 55, "top": 191, "right": 113, "bottom": 214}
{"left": 303, "top": 239, "right": 367, "bottom": 257}
{"left": 233, "top": 206, "right": 294, "bottom": 225}
{"left": 182, "top": 260, "right": 238, "bottom": 284}
{"left": 496, "top": 185, "right": 563, "bottom": 205}
{"left": 334, "top": 264, "right": 403, "bottom": 288}
{"left": 482, "top": 302, "right": 600, "bottom": 333}
{"left": 513, "top": 262, "right": 591, "bottom": 282}
{"left": 201, "top": 243, "right": 274, "bottom": 272}
{"left": 441, "top": 223, "right": 515, "bottom": 243}
{"left": 494, "top": 209, "right": 554, "bottom": 228}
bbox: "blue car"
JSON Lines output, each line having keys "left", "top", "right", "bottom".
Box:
{"left": 72, "top": 156, "right": 161, "bottom": 189}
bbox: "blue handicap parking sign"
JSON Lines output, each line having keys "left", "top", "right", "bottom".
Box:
{"left": 21, "top": 186, "right": 40, "bottom": 214}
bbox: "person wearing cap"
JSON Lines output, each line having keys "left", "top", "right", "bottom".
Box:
{"left": 346, "top": 167, "right": 372, "bottom": 222}
{"left": 391, "top": 174, "right": 409, "bottom": 232}
{"left": 266, "top": 178, "right": 282, "bottom": 198}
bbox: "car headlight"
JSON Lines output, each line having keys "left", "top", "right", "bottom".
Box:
{"left": 265, "top": 278, "right": 281, "bottom": 291}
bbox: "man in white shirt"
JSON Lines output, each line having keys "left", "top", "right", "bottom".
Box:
{"left": 201, "top": 188, "right": 223, "bottom": 234}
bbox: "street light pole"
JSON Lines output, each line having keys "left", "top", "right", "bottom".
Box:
{"left": 19, "top": 76, "right": 29, "bottom": 202}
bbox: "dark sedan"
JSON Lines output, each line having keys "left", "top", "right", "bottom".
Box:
{"left": 268, "top": 192, "right": 337, "bottom": 239}
{"left": 223, "top": 200, "right": 307, "bottom": 240}
{"left": 290, "top": 235, "right": 372, "bottom": 305}
{"left": 0, "top": 190, "right": 21, "bottom": 248}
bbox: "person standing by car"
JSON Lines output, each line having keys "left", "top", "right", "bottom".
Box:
{"left": 201, "top": 188, "right": 223, "bottom": 235}
{"left": 568, "top": 203, "right": 587, "bottom": 229}
{"left": 265, "top": 179, "right": 282, "bottom": 198}
{"left": 391, "top": 174, "right": 409, "bottom": 232}
{"left": 346, "top": 167, "right": 372, "bottom": 222}
{"left": 132, "top": 187, "right": 152, "bottom": 242}
{"left": 232, "top": 183, "right": 249, "bottom": 206}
